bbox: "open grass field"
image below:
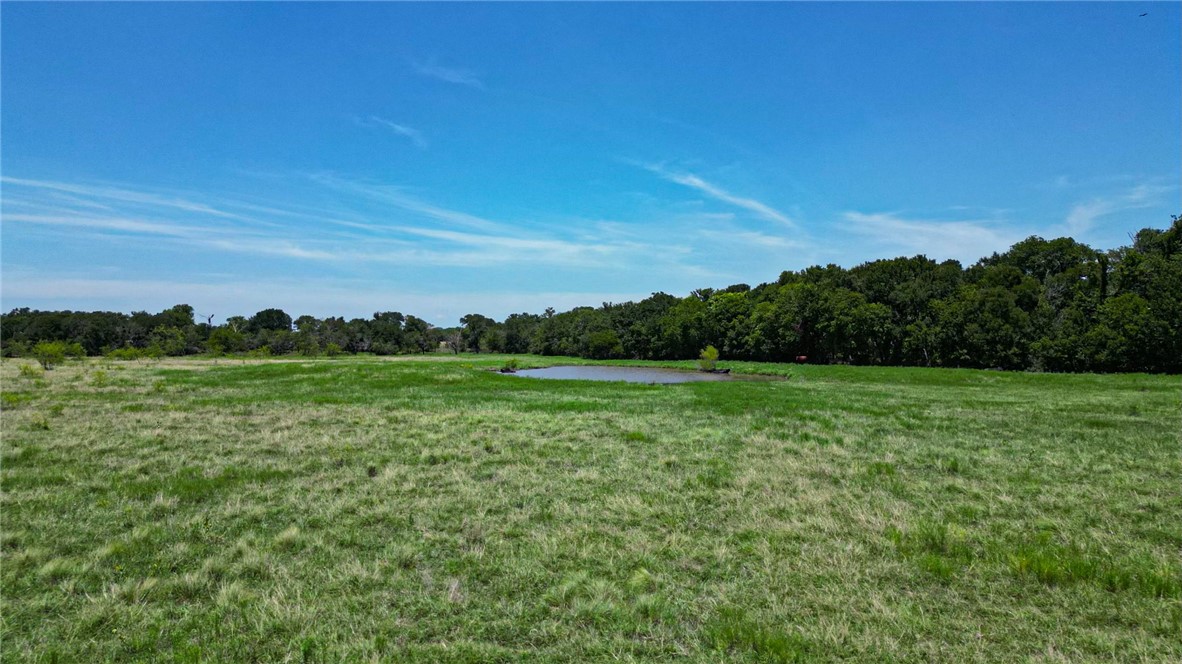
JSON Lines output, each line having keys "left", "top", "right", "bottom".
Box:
{"left": 1, "top": 355, "right": 1179, "bottom": 662}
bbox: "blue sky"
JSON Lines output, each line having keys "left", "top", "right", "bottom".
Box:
{"left": 2, "top": 2, "right": 1178, "bottom": 326}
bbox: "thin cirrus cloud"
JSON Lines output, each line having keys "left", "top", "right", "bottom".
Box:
{"left": 1, "top": 171, "right": 756, "bottom": 325}
{"left": 0, "top": 176, "right": 269, "bottom": 226}
{"left": 696, "top": 228, "right": 810, "bottom": 252}
{"left": 357, "top": 115, "right": 428, "bottom": 149}
{"left": 308, "top": 173, "right": 506, "bottom": 233}
{"left": 1061, "top": 180, "right": 1177, "bottom": 236}
{"left": 392, "top": 226, "right": 623, "bottom": 264}
{"left": 641, "top": 163, "right": 797, "bottom": 228}
{"left": 1, "top": 212, "right": 217, "bottom": 240}
{"left": 840, "top": 211, "right": 1021, "bottom": 265}
{"left": 0, "top": 174, "right": 682, "bottom": 271}
{"left": 300, "top": 174, "right": 657, "bottom": 270}
{"left": 412, "top": 61, "right": 485, "bottom": 90}
{"left": 3, "top": 208, "right": 348, "bottom": 262}
{"left": 1064, "top": 199, "right": 1119, "bottom": 236}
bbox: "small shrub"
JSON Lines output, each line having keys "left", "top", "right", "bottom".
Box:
{"left": 19, "top": 364, "right": 43, "bottom": 379}
{"left": 32, "top": 341, "right": 67, "bottom": 370}
{"left": 3, "top": 340, "right": 29, "bottom": 358}
{"left": 698, "top": 345, "right": 719, "bottom": 371}
{"left": 501, "top": 358, "right": 520, "bottom": 372}
{"left": 148, "top": 326, "right": 187, "bottom": 356}
{"left": 106, "top": 347, "right": 145, "bottom": 361}
{"left": 325, "top": 343, "right": 343, "bottom": 357}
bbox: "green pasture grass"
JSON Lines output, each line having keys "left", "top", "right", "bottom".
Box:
{"left": 1, "top": 355, "right": 1179, "bottom": 662}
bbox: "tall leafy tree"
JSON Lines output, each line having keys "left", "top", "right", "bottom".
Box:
{"left": 247, "top": 308, "right": 293, "bottom": 333}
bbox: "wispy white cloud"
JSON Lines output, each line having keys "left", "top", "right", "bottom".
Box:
{"left": 201, "top": 239, "right": 343, "bottom": 262}
{"left": 2, "top": 174, "right": 705, "bottom": 273}
{"left": 1, "top": 211, "right": 362, "bottom": 263}
{"left": 642, "top": 163, "right": 797, "bottom": 228}
{"left": 412, "top": 61, "right": 484, "bottom": 90}
{"left": 841, "top": 211, "right": 1021, "bottom": 265}
{"left": 390, "top": 226, "right": 627, "bottom": 268}
{"left": 0, "top": 176, "right": 270, "bottom": 226}
{"left": 696, "top": 229, "right": 809, "bottom": 252}
{"left": 309, "top": 173, "right": 505, "bottom": 233}
{"left": 1063, "top": 200, "right": 1114, "bottom": 236}
{"left": 1060, "top": 180, "right": 1177, "bottom": 236}
{"left": 357, "top": 115, "right": 428, "bottom": 148}
{"left": 3, "top": 170, "right": 758, "bottom": 327}
{"left": 1, "top": 212, "right": 215, "bottom": 239}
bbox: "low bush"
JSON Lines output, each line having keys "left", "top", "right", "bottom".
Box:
{"left": 31, "top": 341, "right": 66, "bottom": 370}
{"left": 698, "top": 345, "right": 720, "bottom": 371}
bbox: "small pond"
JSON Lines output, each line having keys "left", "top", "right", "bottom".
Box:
{"left": 509, "top": 365, "right": 779, "bottom": 384}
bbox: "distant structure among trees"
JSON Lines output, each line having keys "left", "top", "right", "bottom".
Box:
{"left": 3, "top": 215, "right": 1179, "bottom": 373}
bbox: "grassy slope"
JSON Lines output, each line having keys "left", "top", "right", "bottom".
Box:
{"left": 1, "top": 355, "right": 1179, "bottom": 662}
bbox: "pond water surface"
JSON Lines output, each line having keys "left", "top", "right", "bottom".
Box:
{"left": 510, "top": 365, "right": 776, "bottom": 384}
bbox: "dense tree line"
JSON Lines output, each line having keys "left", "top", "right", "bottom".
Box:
{"left": 1, "top": 306, "right": 439, "bottom": 360}
{"left": 4, "top": 215, "right": 1179, "bottom": 373}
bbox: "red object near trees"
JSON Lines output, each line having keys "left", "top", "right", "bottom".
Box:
{"left": 794, "top": 355, "right": 808, "bottom": 363}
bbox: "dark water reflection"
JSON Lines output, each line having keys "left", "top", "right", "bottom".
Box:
{"left": 510, "top": 365, "right": 780, "bottom": 384}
